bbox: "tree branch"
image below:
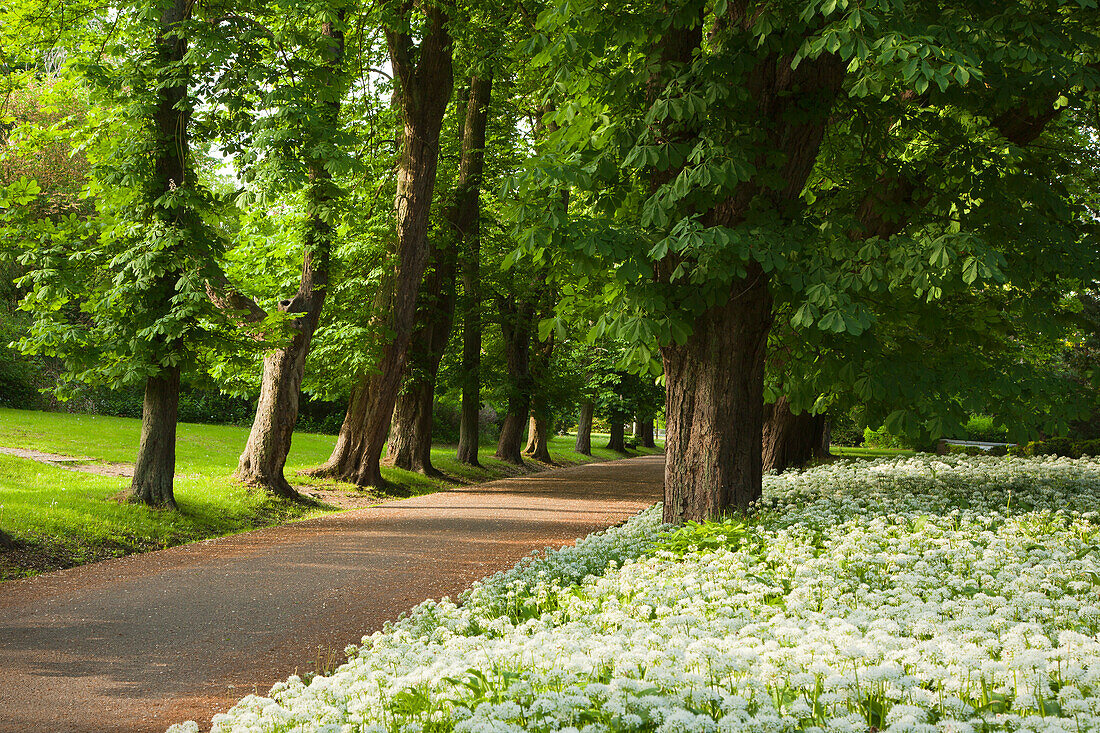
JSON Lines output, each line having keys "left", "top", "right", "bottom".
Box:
{"left": 205, "top": 269, "right": 267, "bottom": 324}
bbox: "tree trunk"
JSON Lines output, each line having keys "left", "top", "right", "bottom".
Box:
{"left": 236, "top": 19, "right": 343, "bottom": 498}
{"left": 236, "top": 329, "right": 316, "bottom": 498}
{"left": 574, "top": 400, "right": 593, "bottom": 455}
{"left": 312, "top": 8, "right": 453, "bottom": 487}
{"left": 606, "top": 420, "right": 626, "bottom": 453}
{"left": 524, "top": 414, "right": 553, "bottom": 463}
{"left": 496, "top": 412, "right": 527, "bottom": 465}
{"left": 0, "top": 528, "right": 16, "bottom": 550}
{"left": 385, "top": 241, "right": 457, "bottom": 475}
{"left": 638, "top": 416, "right": 655, "bottom": 448}
{"left": 819, "top": 420, "right": 831, "bottom": 458}
{"left": 661, "top": 270, "right": 774, "bottom": 523}
{"left": 761, "top": 397, "right": 830, "bottom": 473}
{"left": 455, "top": 75, "right": 493, "bottom": 467}
{"left": 128, "top": 0, "right": 191, "bottom": 511}
{"left": 386, "top": 379, "right": 437, "bottom": 474}
{"left": 524, "top": 301, "right": 555, "bottom": 463}
{"left": 389, "top": 73, "right": 491, "bottom": 475}
{"left": 130, "top": 366, "right": 181, "bottom": 509}
{"left": 495, "top": 295, "right": 533, "bottom": 465}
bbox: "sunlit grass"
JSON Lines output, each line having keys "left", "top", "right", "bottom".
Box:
{"left": 0, "top": 407, "right": 661, "bottom": 580}
{"left": 831, "top": 445, "right": 917, "bottom": 459}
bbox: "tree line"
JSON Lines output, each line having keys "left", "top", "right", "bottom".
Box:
{"left": 1, "top": 0, "right": 1098, "bottom": 524}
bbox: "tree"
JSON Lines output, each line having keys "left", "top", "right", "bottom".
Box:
{"left": 574, "top": 398, "right": 594, "bottom": 454}
{"left": 13, "top": 0, "right": 235, "bottom": 509}
{"left": 494, "top": 285, "right": 534, "bottom": 464}
{"left": 511, "top": 0, "right": 1100, "bottom": 522}
{"left": 313, "top": 1, "right": 454, "bottom": 487}
{"left": 213, "top": 8, "right": 351, "bottom": 499}
{"left": 761, "top": 397, "right": 828, "bottom": 473}
{"left": 455, "top": 74, "right": 494, "bottom": 466}
{"left": 523, "top": 284, "right": 557, "bottom": 463}
{"left": 1, "top": 74, "right": 92, "bottom": 408}
{"left": 387, "top": 70, "right": 495, "bottom": 475}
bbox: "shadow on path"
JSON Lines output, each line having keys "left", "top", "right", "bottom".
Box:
{"left": 0, "top": 454, "right": 665, "bottom": 733}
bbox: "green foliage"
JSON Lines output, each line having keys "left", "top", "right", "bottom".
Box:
{"left": 655, "top": 517, "right": 756, "bottom": 557}
{"left": 862, "top": 425, "right": 915, "bottom": 451}
{"left": 964, "top": 415, "right": 1009, "bottom": 443}
{"left": 1011, "top": 438, "right": 1100, "bottom": 459}
{"left": 503, "top": 0, "right": 1100, "bottom": 455}
{"left": 4, "top": 4, "right": 253, "bottom": 399}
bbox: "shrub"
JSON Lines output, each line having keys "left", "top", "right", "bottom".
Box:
{"left": 862, "top": 425, "right": 911, "bottom": 449}
{"left": 430, "top": 400, "right": 461, "bottom": 443}
{"left": 830, "top": 422, "right": 864, "bottom": 447}
{"left": 296, "top": 396, "right": 349, "bottom": 435}
{"left": 63, "top": 385, "right": 255, "bottom": 425}
{"left": 963, "top": 414, "right": 1009, "bottom": 442}
{"left": 1011, "top": 438, "right": 1100, "bottom": 458}
{"left": 177, "top": 391, "right": 254, "bottom": 425}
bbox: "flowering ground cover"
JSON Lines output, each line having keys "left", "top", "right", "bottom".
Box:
{"left": 173, "top": 455, "right": 1100, "bottom": 733}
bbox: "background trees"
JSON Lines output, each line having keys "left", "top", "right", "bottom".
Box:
{"left": 508, "top": 0, "right": 1100, "bottom": 521}
{"left": 2, "top": 0, "right": 1097, "bottom": 527}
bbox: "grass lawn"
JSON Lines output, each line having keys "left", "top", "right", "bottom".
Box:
{"left": 0, "top": 407, "right": 662, "bottom": 580}
{"left": 831, "top": 445, "right": 917, "bottom": 459}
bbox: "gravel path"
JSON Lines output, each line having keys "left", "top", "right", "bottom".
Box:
{"left": 0, "top": 454, "right": 664, "bottom": 733}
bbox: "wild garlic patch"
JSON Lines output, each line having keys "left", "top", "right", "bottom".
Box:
{"left": 172, "top": 456, "right": 1100, "bottom": 733}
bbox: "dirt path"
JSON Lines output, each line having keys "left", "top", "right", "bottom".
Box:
{"left": 0, "top": 454, "right": 664, "bottom": 733}
{"left": 0, "top": 446, "right": 134, "bottom": 477}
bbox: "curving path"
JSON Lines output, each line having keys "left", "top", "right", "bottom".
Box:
{"left": 0, "top": 454, "right": 664, "bottom": 733}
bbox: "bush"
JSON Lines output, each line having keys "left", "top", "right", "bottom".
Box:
{"left": 0, "top": 349, "right": 41, "bottom": 409}
{"left": 963, "top": 414, "right": 1009, "bottom": 443}
{"left": 177, "top": 391, "right": 254, "bottom": 425}
{"left": 431, "top": 400, "right": 462, "bottom": 443}
{"left": 64, "top": 385, "right": 255, "bottom": 425}
{"left": 862, "top": 426, "right": 911, "bottom": 450}
{"left": 830, "top": 423, "right": 864, "bottom": 447}
{"left": 295, "top": 396, "right": 348, "bottom": 435}
{"left": 1010, "top": 438, "right": 1100, "bottom": 458}
{"left": 74, "top": 386, "right": 144, "bottom": 418}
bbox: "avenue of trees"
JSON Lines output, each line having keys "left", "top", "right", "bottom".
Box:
{"left": 1, "top": 0, "right": 1098, "bottom": 523}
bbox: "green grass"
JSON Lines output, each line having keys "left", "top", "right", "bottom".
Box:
{"left": 0, "top": 407, "right": 662, "bottom": 580}
{"left": 832, "top": 445, "right": 917, "bottom": 459}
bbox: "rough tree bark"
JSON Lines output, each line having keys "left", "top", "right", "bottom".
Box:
{"left": 129, "top": 0, "right": 192, "bottom": 510}
{"left": 606, "top": 420, "right": 627, "bottom": 453}
{"left": 661, "top": 271, "right": 774, "bottom": 522}
{"left": 384, "top": 243, "right": 456, "bottom": 475}
{"left": 131, "top": 365, "right": 182, "bottom": 509}
{"left": 524, "top": 325, "right": 554, "bottom": 463}
{"left": 495, "top": 295, "right": 534, "bottom": 464}
{"left": 388, "top": 73, "right": 492, "bottom": 474}
{"left": 761, "top": 397, "right": 829, "bottom": 473}
{"left": 385, "top": 379, "right": 438, "bottom": 474}
{"left": 638, "top": 416, "right": 656, "bottom": 448}
{"left": 651, "top": 7, "right": 845, "bottom": 522}
{"left": 455, "top": 74, "right": 493, "bottom": 467}
{"left": 653, "top": 9, "right": 1066, "bottom": 523}
{"left": 524, "top": 415, "right": 553, "bottom": 463}
{"left": 312, "top": 7, "right": 453, "bottom": 486}
{"left": 574, "top": 401, "right": 594, "bottom": 455}
{"left": 235, "top": 19, "right": 343, "bottom": 499}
